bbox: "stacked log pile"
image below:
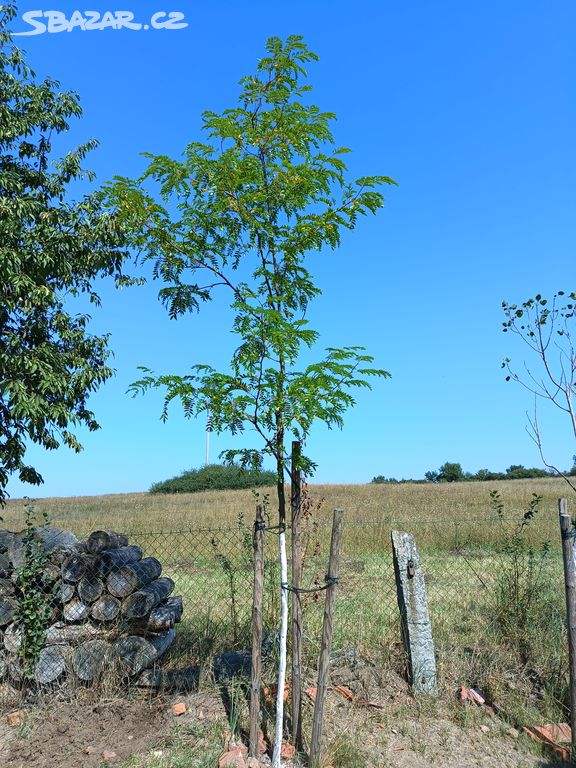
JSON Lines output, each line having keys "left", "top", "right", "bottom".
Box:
{"left": 0, "top": 528, "right": 183, "bottom": 686}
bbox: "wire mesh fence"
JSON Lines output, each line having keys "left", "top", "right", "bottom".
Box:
{"left": 0, "top": 513, "right": 566, "bottom": 711}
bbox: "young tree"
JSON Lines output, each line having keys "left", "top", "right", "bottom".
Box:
{"left": 502, "top": 291, "right": 576, "bottom": 491}
{"left": 0, "top": 4, "right": 131, "bottom": 504}
{"left": 107, "top": 35, "right": 393, "bottom": 760}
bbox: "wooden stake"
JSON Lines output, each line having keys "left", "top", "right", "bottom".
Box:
{"left": 559, "top": 498, "right": 576, "bottom": 759}
{"left": 290, "top": 440, "right": 303, "bottom": 751}
{"left": 249, "top": 505, "right": 265, "bottom": 758}
{"left": 309, "top": 509, "right": 344, "bottom": 767}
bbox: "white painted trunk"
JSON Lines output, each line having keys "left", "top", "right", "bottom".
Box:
{"left": 272, "top": 528, "right": 289, "bottom": 768}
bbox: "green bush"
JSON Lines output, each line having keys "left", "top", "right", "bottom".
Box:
{"left": 149, "top": 464, "right": 276, "bottom": 494}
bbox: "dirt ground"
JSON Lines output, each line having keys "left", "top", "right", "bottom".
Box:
{"left": 0, "top": 658, "right": 570, "bottom": 768}
{"left": 0, "top": 695, "right": 172, "bottom": 768}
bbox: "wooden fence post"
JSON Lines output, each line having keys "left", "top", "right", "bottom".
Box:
{"left": 391, "top": 530, "right": 437, "bottom": 696}
{"left": 290, "top": 440, "right": 303, "bottom": 751}
{"left": 559, "top": 498, "right": 576, "bottom": 759}
{"left": 309, "top": 509, "right": 344, "bottom": 767}
{"left": 249, "top": 504, "right": 265, "bottom": 758}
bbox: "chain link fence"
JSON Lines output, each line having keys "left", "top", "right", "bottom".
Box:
{"left": 0, "top": 514, "right": 567, "bottom": 711}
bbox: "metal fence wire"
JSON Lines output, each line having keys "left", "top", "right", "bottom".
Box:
{"left": 0, "top": 516, "right": 566, "bottom": 709}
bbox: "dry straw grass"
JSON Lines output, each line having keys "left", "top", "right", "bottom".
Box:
{"left": 2, "top": 476, "right": 567, "bottom": 548}
{"left": 2, "top": 477, "right": 571, "bottom": 731}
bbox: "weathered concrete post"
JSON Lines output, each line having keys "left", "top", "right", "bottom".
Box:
{"left": 391, "top": 530, "right": 437, "bottom": 695}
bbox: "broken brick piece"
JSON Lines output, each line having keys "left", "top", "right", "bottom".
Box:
{"left": 280, "top": 742, "right": 296, "bottom": 759}
{"left": 6, "top": 710, "right": 24, "bottom": 727}
{"left": 218, "top": 747, "right": 248, "bottom": 768}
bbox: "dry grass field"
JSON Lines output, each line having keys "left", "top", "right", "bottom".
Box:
{"left": 2, "top": 476, "right": 568, "bottom": 547}
{"left": 1, "top": 476, "right": 572, "bottom": 766}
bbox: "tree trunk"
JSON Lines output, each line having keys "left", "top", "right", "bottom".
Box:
{"left": 0, "top": 530, "right": 15, "bottom": 553}
{"left": 45, "top": 621, "right": 111, "bottom": 645}
{"left": 94, "top": 545, "right": 143, "bottom": 577}
{"left": 3, "top": 622, "right": 22, "bottom": 653}
{"left": 131, "top": 596, "right": 183, "bottom": 633}
{"left": 137, "top": 664, "right": 199, "bottom": 691}
{"left": 78, "top": 576, "right": 104, "bottom": 604}
{"left": 0, "top": 552, "right": 11, "bottom": 577}
{"left": 62, "top": 553, "right": 94, "bottom": 583}
{"left": 72, "top": 639, "right": 111, "bottom": 682}
{"left": 34, "top": 644, "right": 70, "bottom": 684}
{"left": 272, "top": 527, "right": 289, "bottom": 768}
{"left": 0, "top": 578, "right": 15, "bottom": 596}
{"left": 91, "top": 594, "right": 121, "bottom": 622}
{"left": 86, "top": 531, "right": 129, "bottom": 555}
{"left": 121, "top": 577, "right": 174, "bottom": 619}
{"left": 63, "top": 597, "right": 90, "bottom": 623}
{"left": 8, "top": 658, "right": 23, "bottom": 684}
{"left": 57, "top": 582, "right": 76, "bottom": 604}
{"left": 272, "top": 436, "right": 289, "bottom": 768}
{"left": 106, "top": 557, "right": 162, "bottom": 598}
{"left": 0, "top": 597, "right": 17, "bottom": 627}
{"left": 290, "top": 440, "right": 303, "bottom": 750}
{"left": 113, "top": 628, "right": 175, "bottom": 676}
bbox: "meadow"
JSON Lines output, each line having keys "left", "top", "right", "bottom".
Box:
{"left": 2, "top": 477, "right": 571, "bottom": 730}
{"left": 3, "top": 475, "right": 568, "bottom": 544}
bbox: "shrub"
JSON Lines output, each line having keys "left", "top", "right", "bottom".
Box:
{"left": 149, "top": 464, "right": 276, "bottom": 494}
{"left": 489, "top": 490, "right": 567, "bottom": 715}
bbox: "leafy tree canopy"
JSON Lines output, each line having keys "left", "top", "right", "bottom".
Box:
{"left": 107, "top": 35, "right": 394, "bottom": 516}
{"left": 0, "top": 5, "right": 131, "bottom": 503}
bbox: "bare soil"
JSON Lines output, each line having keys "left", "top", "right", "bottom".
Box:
{"left": 0, "top": 658, "right": 569, "bottom": 768}
{"left": 0, "top": 695, "right": 171, "bottom": 768}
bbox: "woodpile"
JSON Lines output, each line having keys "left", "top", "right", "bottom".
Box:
{"left": 0, "top": 527, "right": 183, "bottom": 686}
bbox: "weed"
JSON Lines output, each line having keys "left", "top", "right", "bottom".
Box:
{"left": 329, "top": 733, "right": 368, "bottom": 768}
{"left": 210, "top": 511, "right": 252, "bottom": 644}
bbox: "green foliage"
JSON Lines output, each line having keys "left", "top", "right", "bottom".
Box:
{"left": 149, "top": 463, "right": 276, "bottom": 494}
{"left": 107, "top": 35, "right": 392, "bottom": 521}
{"left": 370, "top": 475, "right": 399, "bottom": 484}
{"left": 16, "top": 500, "right": 54, "bottom": 678}
{"left": 436, "top": 462, "right": 464, "bottom": 483}
{"left": 0, "top": 5, "right": 131, "bottom": 504}
{"left": 489, "top": 490, "right": 566, "bottom": 709}
{"left": 329, "top": 734, "right": 368, "bottom": 768}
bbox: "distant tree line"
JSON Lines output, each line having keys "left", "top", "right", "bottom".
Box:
{"left": 371, "top": 459, "right": 576, "bottom": 485}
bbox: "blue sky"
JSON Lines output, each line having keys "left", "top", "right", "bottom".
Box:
{"left": 6, "top": 1, "right": 576, "bottom": 498}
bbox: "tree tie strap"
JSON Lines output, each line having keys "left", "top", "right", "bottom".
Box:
{"left": 254, "top": 522, "right": 287, "bottom": 535}
{"left": 281, "top": 575, "right": 339, "bottom": 594}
